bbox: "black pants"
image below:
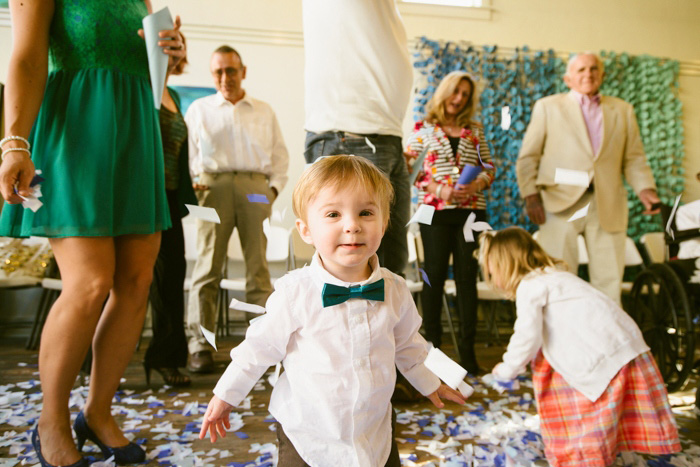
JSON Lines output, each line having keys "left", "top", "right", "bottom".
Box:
{"left": 144, "top": 190, "right": 188, "bottom": 368}
{"left": 419, "top": 209, "right": 485, "bottom": 372}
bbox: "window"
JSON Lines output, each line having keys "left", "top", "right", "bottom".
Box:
{"left": 402, "top": 0, "right": 483, "bottom": 6}
{"left": 399, "top": 0, "right": 491, "bottom": 20}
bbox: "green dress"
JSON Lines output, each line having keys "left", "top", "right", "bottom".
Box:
{"left": 0, "top": 0, "right": 171, "bottom": 237}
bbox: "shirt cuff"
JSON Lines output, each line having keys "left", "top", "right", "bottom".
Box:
{"left": 212, "top": 362, "right": 260, "bottom": 407}
{"left": 401, "top": 363, "right": 441, "bottom": 396}
{"left": 520, "top": 186, "right": 539, "bottom": 199}
{"left": 492, "top": 361, "right": 521, "bottom": 382}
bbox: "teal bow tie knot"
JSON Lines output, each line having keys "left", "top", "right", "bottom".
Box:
{"left": 321, "top": 279, "right": 385, "bottom": 308}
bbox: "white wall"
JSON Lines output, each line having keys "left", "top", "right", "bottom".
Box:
{"left": 1, "top": 0, "right": 699, "bottom": 227}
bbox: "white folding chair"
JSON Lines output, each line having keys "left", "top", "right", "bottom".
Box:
{"left": 532, "top": 231, "right": 589, "bottom": 266}
{"left": 218, "top": 225, "right": 291, "bottom": 335}
{"left": 182, "top": 215, "right": 199, "bottom": 293}
{"left": 288, "top": 228, "right": 315, "bottom": 270}
{"left": 412, "top": 231, "right": 460, "bottom": 357}
{"left": 405, "top": 231, "right": 423, "bottom": 297}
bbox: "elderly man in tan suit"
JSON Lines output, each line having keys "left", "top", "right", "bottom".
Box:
{"left": 517, "top": 53, "right": 659, "bottom": 303}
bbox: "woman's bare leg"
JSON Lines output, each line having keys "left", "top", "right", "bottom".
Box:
{"left": 37, "top": 237, "right": 116, "bottom": 465}
{"left": 82, "top": 233, "right": 161, "bottom": 447}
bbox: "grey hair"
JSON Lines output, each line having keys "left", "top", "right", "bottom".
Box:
{"left": 565, "top": 52, "right": 604, "bottom": 77}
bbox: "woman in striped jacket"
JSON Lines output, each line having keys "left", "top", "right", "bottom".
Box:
{"left": 405, "top": 71, "right": 494, "bottom": 374}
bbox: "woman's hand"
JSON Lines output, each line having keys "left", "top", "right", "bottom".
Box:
{"left": 404, "top": 150, "right": 417, "bottom": 174}
{"left": 426, "top": 383, "right": 467, "bottom": 409}
{"left": 160, "top": 15, "right": 186, "bottom": 73}
{"left": 0, "top": 153, "right": 36, "bottom": 204}
{"left": 137, "top": 15, "right": 185, "bottom": 73}
{"left": 452, "top": 179, "right": 481, "bottom": 203}
{"left": 199, "top": 395, "right": 233, "bottom": 443}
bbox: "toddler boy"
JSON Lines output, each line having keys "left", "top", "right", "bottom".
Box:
{"left": 199, "top": 155, "right": 466, "bottom": 466}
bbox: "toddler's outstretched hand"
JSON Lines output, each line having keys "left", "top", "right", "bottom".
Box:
{"left": 199, "top": 395, "right": 233, "bottom": 443}
{"left": 427, "top": 383, "right": 467, "bottom": 408}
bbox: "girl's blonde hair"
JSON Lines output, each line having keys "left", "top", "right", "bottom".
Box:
{"left": 292, "top": 155, "right": 394, "bottom": 229}
{"left": 425, "top": 71, "right": 479, "bottom": 128}
{"left": 478, "top": 227, "right": 565, "bottom": 298}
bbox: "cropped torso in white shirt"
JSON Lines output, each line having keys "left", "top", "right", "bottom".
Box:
{"left": 214, "top": 253, "right": 440, "bottom": 467}
{"left": 302, "top": 0, "right": 412, "bottom": 136}
{"left": 185, "top": 92, "right": 289, "bottom": 192}
{"left": 493, "top": 268, "right": 649, "bottom": 402}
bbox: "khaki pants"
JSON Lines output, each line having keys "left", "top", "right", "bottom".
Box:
{"left": 538, "top": 191, "right": 626, "bottom": 304}
{"left": 186, "top": 171, "right": 273, "bottom": 354}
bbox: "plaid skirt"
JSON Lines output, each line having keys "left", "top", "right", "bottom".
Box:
{"left": 532, "top": 351, "right": 681, "bottom": 467}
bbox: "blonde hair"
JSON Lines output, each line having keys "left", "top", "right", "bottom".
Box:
{"left": 478, "top": 227, "right": 564, "bottom": 298}
{"left": 425, "top": 71, "right": 479, "bottom": 128}
{"left": 292, "top": 155, "right": 394, "bottom": 229}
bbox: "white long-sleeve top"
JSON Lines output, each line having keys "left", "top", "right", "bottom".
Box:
{"left": 185, "top": 92, "right": 289, "bottom": 193}
{"left": 492, "top": 268, "right": 649, "bottom": 402}
{"left": 214, "top": 253, "right": 440, "bottom": 467}
{"left": 302, "top": 0, "right": 412, "bottom": 136}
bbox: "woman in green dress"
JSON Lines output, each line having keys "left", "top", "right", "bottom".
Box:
{"left": 0, "top": 1, "right": 184, "bottom": 465}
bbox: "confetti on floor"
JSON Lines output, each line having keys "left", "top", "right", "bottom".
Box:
{"left": 1, "top": 370, "right": 699, "bottom": 466}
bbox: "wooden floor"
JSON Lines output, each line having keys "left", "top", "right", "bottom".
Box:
{"left": 1, "top": 323, "right": 700, "bottom": 466}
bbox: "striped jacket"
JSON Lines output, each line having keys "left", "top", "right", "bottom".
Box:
{"left": 406, "top": 121, "right": 495, "bottom": 210}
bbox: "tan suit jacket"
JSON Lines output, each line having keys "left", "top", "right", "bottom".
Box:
{"left": 517, "top": 92, "right": 656, "bottom": 233}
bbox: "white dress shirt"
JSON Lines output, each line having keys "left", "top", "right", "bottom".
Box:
{"left": 302, "top": 0, "right": 412, "bottom": 136}
{"left": 214, "top": 253, "right": 440, "bottom": 467}
{"left": 185, "top": 92, "right": 289, "bottom": 193}
{"left": 493, "top": 268, "right": 649, "bottom": 402}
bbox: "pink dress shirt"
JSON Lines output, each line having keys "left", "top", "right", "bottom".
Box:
{"left": 571, "top": 90, "right": 603, "bottom": 157}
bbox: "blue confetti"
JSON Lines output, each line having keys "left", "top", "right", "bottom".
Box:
{"left": 234, "top": 431, "right": 249, "bottom": 439}
{"left": 247, "top": 193, "right": 269, "bottom": 203}
{"left": 419, "top": 268, "right": 431, "bottom": 287}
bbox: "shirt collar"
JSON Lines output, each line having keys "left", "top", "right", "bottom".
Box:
{"left": 213, "top": 90, "right": 253, "bottom": 108}
{"left": 569, "top": 89, "right": 601, "bottom": 106}
{"left": 310, "top": 252, "right": 383, "bottom": 296}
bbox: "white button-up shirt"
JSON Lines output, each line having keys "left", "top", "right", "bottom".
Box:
{"left": 185, "top": 92, "right": 289, "bottom": 193}
{"left": 214, "top": 254, "right": 440, "bottom": 467}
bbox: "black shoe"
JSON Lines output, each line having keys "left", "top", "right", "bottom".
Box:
{"left": 31, "top": 427, "right": 88, "bottom": 467}
{"left": 187, "top": 350, "right": 215, "bottom": 374}
{"left": 144, "top": 362, "right": 192, "bottom": 387}
{"left": 74, "top": 411, "right": 145, "bottom": 465}
{"left": 459, "top": 346, "right": 482, "bottom": 376}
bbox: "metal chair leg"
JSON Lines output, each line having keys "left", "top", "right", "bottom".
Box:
{"left": 442, "top": 294, "right": 460, "bottom": 362}
{"left": 26, "top": 288, "right": 58, "bottom": 350}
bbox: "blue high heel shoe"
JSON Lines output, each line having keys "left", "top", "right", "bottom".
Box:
{"left": 31, "top": 427, "right": 88, "bottom": 467}
{"left": 73, "top": 411, "right": 145, "bottom": 465}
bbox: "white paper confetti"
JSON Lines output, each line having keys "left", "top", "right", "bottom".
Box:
{"left": 567, "top": 203, "right": 590, "bottom": 222}
{"left": 407, "top": 204, "right": 436, "bottom": 226}
{"left": 554, "top": 168, "right": 590, "bottom": 187}
{"left": 229, "top": 298, "right": 266, "bottom": 314}
{"left": 199, "top": 325, "right": 217, "bottom": 351}
{"left": 185, "top": 204, "right": 221, "bottom": 224}
{"left": 463, "top": 211, "right": 493, "bottom": 242}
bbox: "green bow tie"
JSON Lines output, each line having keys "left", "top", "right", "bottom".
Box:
{"left": 321, "top": 279, "right": 385, "bottom": 308}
